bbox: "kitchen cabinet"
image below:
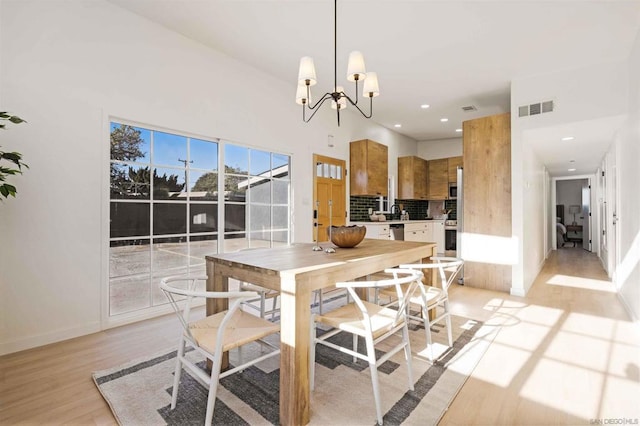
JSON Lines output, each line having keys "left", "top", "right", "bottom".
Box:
{"left": 427, "top": 158, "right": 449, "bottom": 200}
{"left": 404, "top": 222, "right": 433, "bottom": 243}
{"left": 363, "top": 223, "right": 390, "bottom": 240}
{"left": 447, "top": 156, "right": 463, "bottom": 182}
{"left": 432, "top": 221, "right": 445, "bottom": 254}
{"left": 398, "top": 156, "right": 428, "bottom": 200}
{"left": 350, "top": 139, "right": 388, "bottom": 196}
{"left": 462, "top": 112, "right": 511, "bottom": 292}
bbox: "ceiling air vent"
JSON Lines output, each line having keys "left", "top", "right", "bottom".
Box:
{"left": 518, "top": 99, "right": 554, "bottom": 118}
{"left": 461, "top": 105, "right": 477, "bottom": 112}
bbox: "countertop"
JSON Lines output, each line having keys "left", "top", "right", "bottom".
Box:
{"left": 350, "top": 219, "right": 445, "bottom": 225}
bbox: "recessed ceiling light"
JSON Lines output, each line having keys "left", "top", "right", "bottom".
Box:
{"left": 562, "top": 136, "right": 575, "bottom": 141}
{"left": 568, "top": 168, "right": 576, "bottom": 172}
{"left": 455, "top": 128, "right": 462, "bottom": 133}
{"left": 569, "top": 160, "right": 575, "bottom": 163}
{"left": 440, "top": 118, "right": 448, "bottom": 122}
{"left": 394, "top": 124, "right": 402, "bottom": 128}
{"left": 420, "top": 104, "right": 430, "bottom": 109}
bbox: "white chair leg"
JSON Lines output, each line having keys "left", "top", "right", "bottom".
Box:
{"left": 310, "top": 315, "right": 316, "bottom": 391}
{"left": 353, "top": 334, "right": 358, "bottom": 363}
{"left": 319, "top": 291, "right": 324, "bottom": 314}
{"left": 271, "top": 296, "right": 279, "bottom": 320}
{"left": 171, "top": 337, "right": 186, "bottom": 409}
{"left": 444, "top": 301, "right": 453, "bottom": 347}
{"left": 365, "top": 336, "right": 384, "bottom": 425}
{"left": 205, "top": 355, "right": 223, "bottom": 425}
{"left": 259, "top": 292, "right": 266, "bottom": 319}
{"left": 423, "top": 307, "right": 435, "bottom": 362}
{"left": 402, "top": 324, "right": 415, "bottom": 391}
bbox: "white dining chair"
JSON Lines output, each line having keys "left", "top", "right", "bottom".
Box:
{"left": 310, "top": 268, "right": 424, "bottom": 425}
{"left": 376, "top": 257, "right": 464, "bottom": 362}
{"left": 160, "top": 275, "right": 280, "bottom": 425}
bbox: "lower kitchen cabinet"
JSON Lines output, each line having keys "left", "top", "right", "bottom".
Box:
{"left": 404, "top": 222, "right": 433, "bottom": 243}
{"left": 363, "top": 223, "right": 390, "bottom": 240}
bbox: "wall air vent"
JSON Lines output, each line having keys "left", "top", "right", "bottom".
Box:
{"left": 461, "top": 105, "right": 477, "bottom": 112}
{"left": 518, "top": 99, "right": 554, "bottom": 118}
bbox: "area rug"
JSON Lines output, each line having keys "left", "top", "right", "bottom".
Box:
{"left": 93, "top": 313, "right": 496, "bottom": 425}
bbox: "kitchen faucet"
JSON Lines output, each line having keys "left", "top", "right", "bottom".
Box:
{"left": 390, "top": 204, "right": 401, "bottom": 220}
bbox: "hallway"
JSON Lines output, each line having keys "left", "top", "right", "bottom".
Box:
{"left": 443, "top": 248, "right": 640, "bottom": 424}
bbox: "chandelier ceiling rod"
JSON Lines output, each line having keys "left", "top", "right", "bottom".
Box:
{"left": 295, "top": 0, "right": 380, "bottom": 126}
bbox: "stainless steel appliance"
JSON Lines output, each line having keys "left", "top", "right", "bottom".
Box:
{"left": 444, "top": 220, "right": 457, "bottom": 256}
{"left": 456, "top": 166, "right": 464, "bottom": 284}
{"left": 448, "top": 183, "right": 457, "bottom": 199}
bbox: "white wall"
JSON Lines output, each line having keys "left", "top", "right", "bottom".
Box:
{"left": 511, "top": 60, "right": 629, "bottom": 295}
{"left": 416, "top": 137, "right": 462, "bottom": 160}
{"left": 0, "top": 0, "right": 416, "bottom": 354}
{"left": 612, "top": 30, "right": 640, "bottom": 321}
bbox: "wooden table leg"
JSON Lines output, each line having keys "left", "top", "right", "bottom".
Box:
{"left": 279, "top": 277, "right": 311, "bottom": 426}
{"left": 206, "top": 260, "right": 229, "bottom": 369}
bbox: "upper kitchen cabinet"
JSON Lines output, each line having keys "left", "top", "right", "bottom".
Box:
{"left": 447, "top": 156, "right": 463, "bottom": 182}
{"left": 350, "top": 139, "right": 388, "bottom": 196}
{"left": 398, "top": 156, "right": 428, "bottom": 199}
{"left": 427, "top": 158, "right": 448, "bottom": 199}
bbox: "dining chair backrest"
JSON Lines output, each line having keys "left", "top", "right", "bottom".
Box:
{"left": 400, "top": 256, "right": 463, "bottom": 295}
{"left": 336, "top": 268, "right": 424, "bottom": 332}
{"left": 160, "top": 275, "right": 260, "bottom": 350}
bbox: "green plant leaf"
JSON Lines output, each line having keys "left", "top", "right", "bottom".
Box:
{"left": 8, "top": 116, "right": 26, "bottom": 124}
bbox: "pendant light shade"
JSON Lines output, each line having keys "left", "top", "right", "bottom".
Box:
{"left": 331, "top": 86, "right": 347, "bottom": 110}
{"left": 298, "top": 56, "right": 317, "bottom": 86}
{"left": 363, "top": 72, "right": 380, "bottom": 97}
{"left": 346, "top": 51, "right": 366, "bottom": 82}
{"left": 295, "top": 84, "right": 311, "bottom": 105}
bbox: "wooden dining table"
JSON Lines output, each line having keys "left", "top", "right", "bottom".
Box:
{"left": 205, "top": 238, "right": 437, "bottom": 426}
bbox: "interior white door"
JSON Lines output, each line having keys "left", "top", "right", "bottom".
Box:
{"left": 581, "top": 179, "right": 591, "bottom": 251}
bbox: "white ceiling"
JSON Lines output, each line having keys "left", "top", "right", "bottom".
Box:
{"left": 107, "top": 0, "right": 640, "bottom": 176}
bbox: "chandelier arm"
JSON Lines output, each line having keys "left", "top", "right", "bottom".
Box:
{"left": 303, "top": 95, "right": 334, "bottom": 123}
{"left": 344, "top": 94, "right": 373, "bottom": 119}
{"left": 306, "top": 92, "right": 333, "bottom": 111}
{"left": 334, "top": 0, "right": 338, "bottom": 102}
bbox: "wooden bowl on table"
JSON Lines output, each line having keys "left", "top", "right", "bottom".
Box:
{"left": 327, "top": 225, "right": 367, "bottom": 248}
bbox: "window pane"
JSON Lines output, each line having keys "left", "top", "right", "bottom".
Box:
{"left": 154, "top": 131, "right": 187, "bottom": 167}
{"left": 225, "top": 204, "right": 246, "bottom": 232}
{"left": 189, "top": 170, "right": 218, "bottom": 200}
{"left": 273, "top": 153, "right": 290, "bottom": 180}
{"left": 223, "top": 233, "right": 247, "bottom": 252}
{"left": 110, "top": 164, "right": 151, "bottom": 199}
{"left": 153, "top": 203, "right": 187, "bottom": 235}
{"left": 225, "top": 175, "right": 247, "bottom": 202}
{"left": 250, "top": 149, "right": 271, "bottom": 176}
{"left": 191, "top": 138, "right": 218, "bottom": 171}
{"left": 191, "top": 203, "right": 217, "bottom": 233}
{"left": 110, "top": 123, "right": 150, "bottom": 164}
{"left": 250, "top": 179, "right": 271, "bottom": 204}
{"left": 109, "top": 239, "right": 151, "bottom": 277}
{"left": 109, "top": 273, "right": 151, "bottom": 315}
{"left": 225, "top": 144, "right": 248, "bottom": 174}
{"left": 273, "top": 179, "right": 290, "bottom": 204}
{"left": 273, "top": 230, "right": 290, "bottom": 246}
{"left": 110, "top": 202, "right": 150, "bottom": 238}
{"left": 189, "top": 235, "right": 217, "bottom": 266}
{"left": 249, "top": 232, "right": 270, "bottom": 248}
{"left": 250, "top": 204, "right": 270, "bottom": 231}
{"left": 152, "top": 236, "right": 189, "bottom": 271}
{"left": 153, "top": 167, "right": 186, "bottom": 200}
{"left": 273, "top": 206, "right": 289, "bottom": 229}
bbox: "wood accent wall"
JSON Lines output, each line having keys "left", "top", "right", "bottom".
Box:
{"left": 462, "top": 112, "right": 512, "bottom": 292}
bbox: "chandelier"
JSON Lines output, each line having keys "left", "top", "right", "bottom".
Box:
{"left": 295, "top": 0, "right": 380, "bottom": 126}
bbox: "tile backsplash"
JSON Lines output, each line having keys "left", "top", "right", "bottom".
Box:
{"left": 349, "top": 196, "right": 429, "bottom": 221}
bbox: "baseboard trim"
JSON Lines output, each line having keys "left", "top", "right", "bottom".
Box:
{"left": 0, "top": 321, "right": 101, "bottom": 356}
{"left": 617, "top": 292, "right": 639, "bottom": 324}
{"left": 510, "top": 287, "right": 527, "bottom": 297}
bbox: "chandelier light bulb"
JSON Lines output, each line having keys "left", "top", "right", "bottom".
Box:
{"left": 331, "top": 86, "right": 347, "bottom": 109}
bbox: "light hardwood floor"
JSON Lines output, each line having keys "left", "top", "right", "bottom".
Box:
{"left": 1, "top": 247, "right": 638, "bottom": 425}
